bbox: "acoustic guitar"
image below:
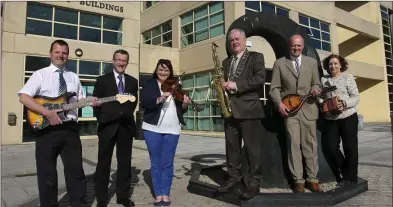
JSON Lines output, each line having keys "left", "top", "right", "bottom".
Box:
{"left": 281, "top": 86, "right": 337, "bottom": 117}
{"left": 26, "top": 92, "right": 136, "bottom": 132}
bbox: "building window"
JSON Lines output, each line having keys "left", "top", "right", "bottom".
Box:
{"left": 182, "top": 71, "right": 223, "bottom": 131}
{"left": 245, "top": 1, "right": 289, "bottom": 18}
{"left": 298, "top": 14, "right": 331, "bottom": 52}
{"left": 26, "top": 2, "right": 123, "bottom": 45}
{"left": 181, "top": 69, "right": 272, "bottom": 132}
{"left": 143, "top": 1, "right": 159, "bottom": 10}
{"left": 381, "top": 5, "right": 393, "bottom": 112}
{"left": 22, "top": 56, "right": 113, "bottom": 142}
{"left": 142, "top": 21, "right": 172, "bottom": 47}
{"left": 180, "top": 2, "right": 225, "bottom": 47}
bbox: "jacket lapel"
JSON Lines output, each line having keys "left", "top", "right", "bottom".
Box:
{"left": 224, "top": 58, "right": 229, "bottom": 81}
{"left": 285, "top": 57, "right": 298, "bottom": 78}
{"left": 299, "top": 56, "right": 307, "bottom": 79}
{"left": 124, "top": 75, "right": 129, "bottom": 93}
{"left": 108, "top": 72, "right": 119, "bottom": 94}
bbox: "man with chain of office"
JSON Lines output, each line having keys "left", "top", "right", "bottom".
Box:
{"left": 218, "top": 28, "right": 267, "bottom": 199}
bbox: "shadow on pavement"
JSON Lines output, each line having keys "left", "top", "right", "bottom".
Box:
{"left": 19, "top": 167, "right": 141, "bottom": 207}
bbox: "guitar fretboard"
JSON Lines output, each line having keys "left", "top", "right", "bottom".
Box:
{"left": 60, "top": 96, "right": 116, "bottom": 110}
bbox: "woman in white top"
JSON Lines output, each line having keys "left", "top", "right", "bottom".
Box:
{"left": 319, "top": 54, "right": 360, "bottom": 187}
{"left": 140, "top": 59, "right": 191, "bottom": 206}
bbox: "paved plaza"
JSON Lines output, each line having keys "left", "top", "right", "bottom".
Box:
{"left": 1, "top": 124, "right": 392, "bottom": 207}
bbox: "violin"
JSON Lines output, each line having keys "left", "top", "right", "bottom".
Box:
{"left": 160, "top": 77, "right": 204, "bottom": 112}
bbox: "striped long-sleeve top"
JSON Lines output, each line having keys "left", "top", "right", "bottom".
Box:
{"left": 320, "top": 72, "right": 360, "bottom": 120}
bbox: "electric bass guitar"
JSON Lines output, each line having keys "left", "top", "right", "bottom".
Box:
{"left": 281, "top": 86, "right": 337, "bottom": 117}
{"left": 26, "top": 92, "right": 136, "bottom": 132}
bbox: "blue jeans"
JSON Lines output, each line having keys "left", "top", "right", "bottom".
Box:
{"left": 144, "top": 130, "right": 180, "bottom": 197}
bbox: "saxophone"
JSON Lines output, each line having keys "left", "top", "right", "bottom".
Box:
{"left": 210, "top": 42, "right": 232, "bottom": 118}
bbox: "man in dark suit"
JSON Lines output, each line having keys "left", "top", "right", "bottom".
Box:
{"left": 93, "top": 49, "right": 138, "bottom": 207}
{"left": 218, "top": 28, "right": 266, "bottom": 199}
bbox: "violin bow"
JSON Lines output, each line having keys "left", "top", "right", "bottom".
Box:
{"left": 158, "top": 72, "right": 186, "bottom": 127}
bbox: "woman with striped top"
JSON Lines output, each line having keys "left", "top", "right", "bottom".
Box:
{"left": 319, "top": 54, "right": 360, "bottom": 186}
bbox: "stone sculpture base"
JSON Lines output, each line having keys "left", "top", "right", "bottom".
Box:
{"left": 187, "top": 164, "right": 368, "bottom": 207}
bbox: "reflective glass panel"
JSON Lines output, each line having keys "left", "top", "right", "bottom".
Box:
{"left": 54, "top": 8, "right": 78, "bottom": 24}
{"left": 26, "top": 19, "right": 51, "bottom": 36}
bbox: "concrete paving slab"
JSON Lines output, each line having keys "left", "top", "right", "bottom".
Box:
{"left": 1, "top": 123, "right": 392, "bottom": 207}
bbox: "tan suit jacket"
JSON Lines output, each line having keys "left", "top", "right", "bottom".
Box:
{"left": 269, "top": 55, "right": 320, "bottom": 120}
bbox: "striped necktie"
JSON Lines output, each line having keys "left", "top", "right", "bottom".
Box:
{"left": 228, "top": 56, "right": 238, "bottom": 81}
{"left": 118, "top": 75, "right": 124, "bottom": 94}
{"left": 57, "top": 69, "right": 67, "bottom": 95}
{"left": 295, "top": 57, "right": 300, "bottom": 75}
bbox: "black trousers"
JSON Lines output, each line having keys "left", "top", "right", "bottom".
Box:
{"left": 321, "top": 113, "right": 359, "bottom": 182}
{"left": 224, "top": 118, "right": 265, "bottom": 188}
{"left": 95, "top": 123, "right": 133, "bottom": 203}
{"left": 35, "top": 123, "right": 85, "bottom": 207}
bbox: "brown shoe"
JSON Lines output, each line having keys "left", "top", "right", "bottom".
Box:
{"left": 293, "top": 183, "right": 305, "bottom": 193}
{"left": 306, "top": 182, "right": 321, "bottom": 192}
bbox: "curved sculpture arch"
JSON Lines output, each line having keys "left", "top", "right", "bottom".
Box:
{"left": 225, "top": 12, "right": 324, "bottom": 77}
{"left": 224, "top": 12, "right": 334, "bottom": 188}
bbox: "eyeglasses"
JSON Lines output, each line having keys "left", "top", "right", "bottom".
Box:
{"left": 113, "top": 59, "right": 128, "bottom": 64}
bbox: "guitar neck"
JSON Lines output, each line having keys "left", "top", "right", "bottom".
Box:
{"left": 62, "top": 96, "right": 116, "bottom": 110}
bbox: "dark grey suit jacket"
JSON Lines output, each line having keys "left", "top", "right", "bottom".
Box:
{"left": 222, "top": 50, "right": 266, "bottom": 119}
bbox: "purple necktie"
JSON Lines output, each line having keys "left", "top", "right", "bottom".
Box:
{"left": 118, "top": 76, "right": 124, "bottom": 94}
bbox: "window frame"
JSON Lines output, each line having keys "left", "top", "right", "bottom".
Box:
{"left": 142, "top": 20, "right": 172, "bottom": 47}
{"left": 180, "top": 2, "right": 225, "bottom": 47}
{"left": 26, "top": 2, "right": 123, "bottom": 46}
{"left": 245, "top": 1, "right": 290, "bottom": 18}
{"left": 298, "top": 13, "right": 331, "bottom": 52}
{"left": 143, "top": 1, "right": 159, "bottom": 10}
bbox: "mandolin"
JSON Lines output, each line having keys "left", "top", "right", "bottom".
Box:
{"left": 281, "top": 86, "right": 337, "bottom": 116}
{"left": 26, "top": 92, "right": 136, "bottom": 132}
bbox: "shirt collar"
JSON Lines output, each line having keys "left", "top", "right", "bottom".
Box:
{"left": 290, "top": 54, "right": 302, "bottom": 62}
{"left": 113, "top": 69, "right": 124, "bottom": 79}
{"left": 50, "top": 63, "right": 67, "bottom": 73}
{"left": 234, "top": 48, "right": 246, "bottom": 59}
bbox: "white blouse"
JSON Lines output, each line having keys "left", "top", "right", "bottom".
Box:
{"left": 320, "top": 72, "right": 360, "bottom": 120}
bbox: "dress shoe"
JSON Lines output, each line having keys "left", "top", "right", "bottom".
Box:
{"left": 161, "top": 200, "right": 171, "bottom": 206}
{"left": 217, "top": 179, "right": 239, "bottom": 192}
{"left": 116, "top": 198, "right": 135, "bottom": 207}
{"left": 238, "top": 186, "right": 259, "bottom": 199}
{"left": 336, "top": 180, "right": 350, "bottom": 187}
{"left": 306, "top": 182, "right": 321, "bottom": 192}
{"left": 153, "top": 201, "right": 162, "bottom": 206}
{"left": 293, "top": 183, "right": 305, "bottom": 193}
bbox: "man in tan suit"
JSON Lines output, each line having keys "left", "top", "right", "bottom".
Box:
{"left": 269, "top": 34, "right": 321, "bottom": 193}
